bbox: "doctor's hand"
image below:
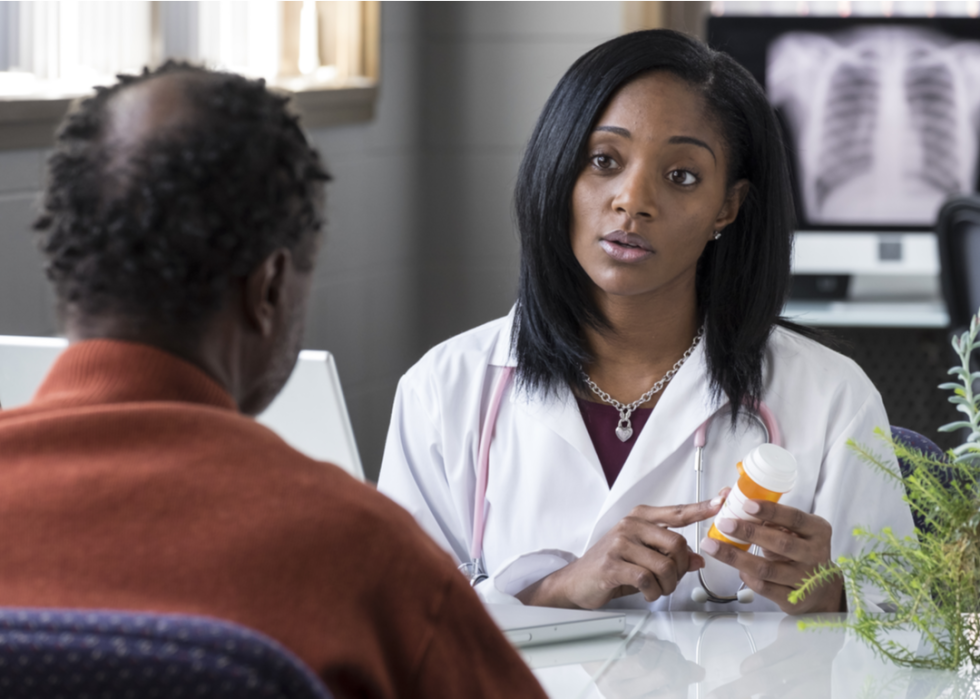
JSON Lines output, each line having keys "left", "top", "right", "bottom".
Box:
{"left": 516, "top": 492, "right": 727, "bottom": 610}
{"left": 699, "top": 499, "right": 845, "bottom": 614}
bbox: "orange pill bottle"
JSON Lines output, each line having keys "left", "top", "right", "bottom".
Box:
{"left": 707, "top": 443, "right": 798, "bottom": 551}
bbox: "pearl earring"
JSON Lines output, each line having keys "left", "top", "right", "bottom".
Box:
{"left": 713, "top": 231, "right": 722, "bottom": 240}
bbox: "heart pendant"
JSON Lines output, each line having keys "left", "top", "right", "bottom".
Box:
{"left": 615, "top": 424, "right": 633, "bottom": 442}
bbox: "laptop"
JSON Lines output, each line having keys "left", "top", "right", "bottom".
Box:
{"left": 485, "top": 603, "right": 626, "bottom": 647}
{"left": 257, "top": 350, "right": 364, "bottom": 480}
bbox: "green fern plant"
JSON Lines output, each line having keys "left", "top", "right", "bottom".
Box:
{"left": 789, "top": 311, "right": 980, "bottom": 671}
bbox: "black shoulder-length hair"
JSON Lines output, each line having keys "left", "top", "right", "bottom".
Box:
{"left": 513, "top": 29, "right": 796, "bottom": 423}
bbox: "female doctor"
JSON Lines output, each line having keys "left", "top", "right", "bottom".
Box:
{"left": 378, "top": 30, "right": 914, "bottom": 614}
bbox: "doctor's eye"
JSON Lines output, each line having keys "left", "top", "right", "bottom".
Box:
{"left": 667, "top": 169, "right": 699, "bottom": 186}
{"left": 589, "top": 153, "right": 619, "bottom": 171}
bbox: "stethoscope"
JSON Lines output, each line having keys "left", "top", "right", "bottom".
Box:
{"left": 690, "top": 402, "right": 780, "bottom": 605}
{"left": 460, "top": 365, "right": 782, "bottom": 608}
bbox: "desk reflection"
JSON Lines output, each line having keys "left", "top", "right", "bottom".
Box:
{"left": 581, "top": 634, "right": 703, "bottom": 698}
{"left": 528, "top": 612, "right": 976, "bottom": 699}
{"left": 699, "top": 615, "right": 842, "bottom": 698}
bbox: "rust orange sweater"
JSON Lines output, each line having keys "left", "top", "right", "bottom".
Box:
{"left": 0, "top": 340, "right": 546, "bottom": 699}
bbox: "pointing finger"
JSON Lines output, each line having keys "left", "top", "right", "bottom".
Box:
{"left": 633, "top": 496, "right": 726, "bottom": 528}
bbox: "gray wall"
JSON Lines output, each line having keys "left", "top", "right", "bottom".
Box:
{"left": 0, "top": 2, "right": 623, "bottom": 481}
{"left": 302, "top": 3, "right": 426, "bottom": 480}
{"left": 0, "top": 149, "right": 57, "bottom": 338}
{"left": 417, "top": 3, "right": 621, "bottom": 343}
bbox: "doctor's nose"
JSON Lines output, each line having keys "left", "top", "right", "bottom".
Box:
{"left": 611, "top": 166, "right": 658, "bottom": 221}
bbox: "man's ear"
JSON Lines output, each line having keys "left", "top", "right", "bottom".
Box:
{"left": 243, "top": 248, "right": 291, "bottom": 338}
{"left": 715, "top": 179, "right": 750, "bottom": 231}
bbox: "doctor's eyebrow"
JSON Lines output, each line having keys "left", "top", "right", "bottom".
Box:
{"left": 594, "top": 125, "right": 632, "bottom": 138}
{"left": 593, "top": 126, "right": 717, "bottom": 162}
{"left": 670, "top": 136, "right": 717, "bottom": 162}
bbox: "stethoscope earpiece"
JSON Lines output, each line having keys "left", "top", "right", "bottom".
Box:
{"left": 692, "top": 575, "right": 756, "bottom": 605}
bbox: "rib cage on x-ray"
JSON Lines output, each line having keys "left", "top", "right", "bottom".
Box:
{"left": 768, "top": 27, "right": 980, "bottom": 226}
{"left": 907, "top": 59, "right": 959, "bottom": 195}
{"left": 815, "top": 61, "right": 878, "bottom": 210}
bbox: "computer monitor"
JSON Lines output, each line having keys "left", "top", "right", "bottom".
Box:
{"left": 708, "top": 15, "right": 980, "bottom": 300}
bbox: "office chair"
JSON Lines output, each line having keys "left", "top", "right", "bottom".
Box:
{"left": 890, "top": 426, "right": 952, "bottom": 536}
{"left": 0, "top": 608, "right": 332, "bottom": 698}
{"left": 0, "top": 336, "right": 364, "bottom": 480}
{"left": 935, "top": 195, "right": 980, "bottom": 447}
{"left": 937, "top": 194, "right": 980, "bottom": 331}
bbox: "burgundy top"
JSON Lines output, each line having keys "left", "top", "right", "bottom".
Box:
{"left": 576, "top": 397, "right": 653, "bottom": 487}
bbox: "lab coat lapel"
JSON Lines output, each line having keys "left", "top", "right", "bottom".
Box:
{"left": 487, "top": 307, "right": 518, "bottom": 369}
{"left": 587, "top": 341, "right": 726, "bottom": 547}
{"left": 512, "top": 383, "right": 606, "bottom": 483}
{"left": 491, "top": 307, "right": 606, "bottom": 482}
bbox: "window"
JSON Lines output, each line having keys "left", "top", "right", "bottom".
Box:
{"left": 0, "top": 1, "right": 380, "bottom": 150}
{"left": 710, "top": 1, "right": 980, "bottom": 16}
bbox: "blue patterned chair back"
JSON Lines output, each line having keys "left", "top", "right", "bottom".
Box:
{"left": 890, "top": 426, "right": 952, "bottom": 535}
{"left": 0, "top": 608, "right": 333, "bottom": 699}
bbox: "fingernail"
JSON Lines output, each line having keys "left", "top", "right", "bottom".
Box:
{"left": 743, "top": 500, "right": 760, "bottom": 515}
{"left": 710, "top": 495, "right": 725, "bottom": 507}
{"left": 717, "top": 518, "right": 737, "bottom": 534}
{"left": 700, "top": 537, "right": 719, "bottom": 555}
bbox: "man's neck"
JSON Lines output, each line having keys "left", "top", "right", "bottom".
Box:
{"left": 64, "top": 313, "right": 241, "bottom": 409}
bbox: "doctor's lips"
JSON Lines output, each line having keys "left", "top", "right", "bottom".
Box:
{"left": 599, "top": 230, "right": 654, "bottom": 263}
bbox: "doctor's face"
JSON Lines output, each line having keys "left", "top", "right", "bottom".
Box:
{"left": 570, "top": 71, "right": 747, "bottom": 303}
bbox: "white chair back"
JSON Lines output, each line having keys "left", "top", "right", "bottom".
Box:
{"left": 0, "top": 337, "right": 364, "bottom": 480}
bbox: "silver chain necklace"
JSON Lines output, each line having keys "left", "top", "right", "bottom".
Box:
{"left": 583, "top": 326, "right": 704, "bottom": 443}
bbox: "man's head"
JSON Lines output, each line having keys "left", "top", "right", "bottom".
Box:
{"left": 35, "top": 62, "right": 330, "bottom": 414}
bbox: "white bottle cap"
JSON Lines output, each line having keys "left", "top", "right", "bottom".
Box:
{"left": 741, "top": 443, "right": 797, "bottom": 494}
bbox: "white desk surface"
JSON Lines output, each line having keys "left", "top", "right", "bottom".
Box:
{"left": 525, "top": 611, "right": 975, "bottom": 698}
{"left": 783, "top": 300, "right": 949, "bottom": 328}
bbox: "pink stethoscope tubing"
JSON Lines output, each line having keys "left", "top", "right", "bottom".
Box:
{"left": 463, "top": 366, "right": 781, "bottom": 597}
{"left": 469, "top": 366, "right": 515, "bottom": 565}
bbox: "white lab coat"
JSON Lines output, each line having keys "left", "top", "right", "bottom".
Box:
{"left": 378, "top": 308, "right": 915, "bottom": 612}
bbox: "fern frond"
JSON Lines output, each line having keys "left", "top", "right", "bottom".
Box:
{"left": 791, "top": 307, "right": 980, "bottom": 671}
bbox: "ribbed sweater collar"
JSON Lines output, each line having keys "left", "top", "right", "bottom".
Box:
{"left": 32, "top": 339, "right": 237, "bottom": 412}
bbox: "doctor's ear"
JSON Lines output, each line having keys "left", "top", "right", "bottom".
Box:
{"left": 714, "top": 179, "right": 750, "bottom": 233}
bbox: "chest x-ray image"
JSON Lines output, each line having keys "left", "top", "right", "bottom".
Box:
{"left": 768, "top": 26, "right": 980, "bottom": 227}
